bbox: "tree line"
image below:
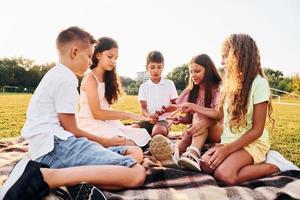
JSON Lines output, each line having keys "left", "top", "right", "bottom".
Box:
{"left": 1, "top": 57, "right": 299, "bottom": 95}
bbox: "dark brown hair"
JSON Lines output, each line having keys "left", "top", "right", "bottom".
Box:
{"left": 146, "top": 50, "right": 164, "bottom": 67}
{"left": 90, "top": 37, "right": 121, "bottom": 105}
{"left": 188, "top": 54, "right": 222, "bottom": 107}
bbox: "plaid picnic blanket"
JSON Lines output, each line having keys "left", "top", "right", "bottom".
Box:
{"left": 104, "top": 166, "right": 300, "bottom": 200}
{"left": 1, "top": 138, "right": 300, "bottom": 200}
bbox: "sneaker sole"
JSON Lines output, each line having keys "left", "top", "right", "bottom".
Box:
{"left": 149, "top": 135, "right": 173, "bottom": 162}
{"left": 69, "top": 183, "right": 107, "bottom": 200}
{"left": 0, "top": 158, "right": 30, "bottom": 199}
{"left": 178, "top": 157, "right": 201, "bottom": 172}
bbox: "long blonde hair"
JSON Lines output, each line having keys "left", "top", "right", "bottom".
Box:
{"left": 217, "top": 33, "right": 274, "bottom": 132}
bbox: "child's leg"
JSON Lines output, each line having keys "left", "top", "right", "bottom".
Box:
{"left": 130, "top": 123, "right": 141, "bottom": 128}
{"left": 177, "top": 120, "right": 208, "bottom": 171}
{"left": 177, "top": 132, "right": 192, "bottom": 156}
{"left": 213, "top": 149, "right": 278, "bottom": 185}
{"left": 124, "top": 146, "right": 143, "bottom": 163}
{"left": 190, "top": 131, "right": 208, "bottom": 153}
{"left": 151, "top": 121, "right": 169, "bottom": 137}
{"left": 206, "top": 122, "right": 222, "bottom": 143}
{"left": 42, "top": 163, "right": 146, "bottom": 189}
{"left": 36, "top": 137, "right": 146, "bottom": 188}
{"left": 181, "top": 114, "right": 212, "bottom": 156}
{"left": 177, "top": 121, "right": 221, "bottom": 158}
{"left": 1, "top": 158, "right": 145, "bottom": 199}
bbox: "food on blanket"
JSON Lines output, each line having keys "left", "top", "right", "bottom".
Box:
{"left": 149, "top": 135, "right": 174, "bottom": 162}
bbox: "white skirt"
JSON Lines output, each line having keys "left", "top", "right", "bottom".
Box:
{"left": 76, "top": 116, "right": 151, "bottom": 147}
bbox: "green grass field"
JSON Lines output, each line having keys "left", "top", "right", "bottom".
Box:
{"left": 0, "top": 93, "right": 299, "bottom": 166}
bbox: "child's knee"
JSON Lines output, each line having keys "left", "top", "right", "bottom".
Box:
{"left": 126, "top": 146, "right": 143, "bottom": 163}
{"left": 130, "top": 123, "right": 140, "bottom": 128}
{"left": 151, "top": 126, "right": 168, "bottom": 137}
{"left": 214, "top": 168, "right": 237, "bottom": 186}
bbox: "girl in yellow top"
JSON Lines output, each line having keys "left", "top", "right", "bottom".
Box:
{"left": 180, "top": 33, "right": 280, "bottom": 185}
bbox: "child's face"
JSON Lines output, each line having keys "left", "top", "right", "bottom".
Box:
{"left": 189, "top": 63, "right": 205, "bottom": 85}
{"left": 147, "top": 62, "right": 163, "bottom": 81}
{"left": 74, "top": 44, "right": 94, "bottom": 76}
{"left": 221, "top": 53, "right": 228, "bottom": 67}
{"left": 96, "top": 48, "right": 118, "bottom": 71}
{"left": 221, "top": 46, "right": 229, "bottom": 67}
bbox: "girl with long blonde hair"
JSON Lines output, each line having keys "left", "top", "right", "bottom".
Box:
{"left": 195, "top": 33, "right": 280, "bottom": 184}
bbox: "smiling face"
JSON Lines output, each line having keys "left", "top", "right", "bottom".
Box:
{"left": 147, "top": 62, "right": 164, "bottom": 83}
{"left": 189, "top": 62, "right": 206, "bottom": 86}
{"left": 96, "top": 47, "right": 119, "bottom": 71}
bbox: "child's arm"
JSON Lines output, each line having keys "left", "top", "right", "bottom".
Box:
{"left": 208, "top": 101, "right": 268, "bottom": 169}
{"left": 140, "top": 101, "right": 158, "bottom": 124}
{"left": 170, "top": 98, "right": 177, "bottom": 104}
{"left": 139, "top": 101, "right": 150, "bottom": 118}
{"left": 185, "top": 113, "right": 217, "bottom": 136}
{"left": 84, "top": 74, "right": 145, "bottom": 121}
{"left": 178, "top": 102, "right": 223, "bottom": 120}
{"left": 59, "top": 113, "right": 126, "bottom": 147}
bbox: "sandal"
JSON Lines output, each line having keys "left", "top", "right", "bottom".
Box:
{"left": 178, "top": 146, "right": 201, "bottom": 172}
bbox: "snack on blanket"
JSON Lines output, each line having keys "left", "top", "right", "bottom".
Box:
{"left": 149, "top": 135, "right": 174, "bottom": 162}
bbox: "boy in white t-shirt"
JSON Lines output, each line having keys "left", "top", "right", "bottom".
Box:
{"left": 131, "top": 51, "right": 178, "bottom": 137}
{"left": 1, "top": 27, "right": 145, "bottom": 200}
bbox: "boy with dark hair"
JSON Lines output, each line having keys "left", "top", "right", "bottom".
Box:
{"left": 132, "top": 50, "right": 178, "bottom": 137}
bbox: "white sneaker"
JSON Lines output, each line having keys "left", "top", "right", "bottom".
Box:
{"left": 266, "top": 150, "right": 299, "bottom": 172}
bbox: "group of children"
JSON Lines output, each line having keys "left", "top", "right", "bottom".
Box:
{"left": 1, "top": 26, "right": 299, "bottom": 200}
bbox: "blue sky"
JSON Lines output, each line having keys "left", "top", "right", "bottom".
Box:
{"left": 0, "top": 0, "right": 299, "bottom": 78}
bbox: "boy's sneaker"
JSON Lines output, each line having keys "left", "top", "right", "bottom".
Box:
{"left": 0, "top": 157, "right": 50, "bottom": 200}
{"left": 266, "top": 150, "right": 299, "bottom": 172}
{"left": 53, "top": 183, "right": 107, "bottom": 200}
{"left": 149, "top": 135, "right": 180, "bottom": 168}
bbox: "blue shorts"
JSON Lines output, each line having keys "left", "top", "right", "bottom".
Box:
{"left": 35, "top": 136, "right": 136, "bottom": 168}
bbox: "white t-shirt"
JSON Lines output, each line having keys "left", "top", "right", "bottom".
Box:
{"left": 138, "top": 78, "right": 178, "bottom": 118}
{"left": 21, "top": 64, "right": 78, "bottom": 160}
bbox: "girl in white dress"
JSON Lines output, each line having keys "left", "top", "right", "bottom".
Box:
{"left": 76, "top": 37, "right": 151, "bottom": 147}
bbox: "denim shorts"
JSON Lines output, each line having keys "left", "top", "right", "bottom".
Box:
{"left": 35, "top": 136, "right": 136, "bottom": 168}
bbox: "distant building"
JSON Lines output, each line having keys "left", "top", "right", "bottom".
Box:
{"left": 136, "top": 71, "right": 150, "bottom": 82}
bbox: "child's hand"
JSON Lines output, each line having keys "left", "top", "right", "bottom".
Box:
{"left": 155, "top": 109, "right": 164, "bottom": 116}
{"left": 146, "top": 114, "right": 159, "bottom": 124}
{"left": 166, "top": 115, "right": 185, "bottom": 125}
{"left": 155, "top": 105, "right": 177, "bottom": 116}
{"left": 177, "top": 102, "right": 197, "bottom": 113}
{"left": 207, "top": 145, "right": 230, "bottom": 169}
{"left": 107, "top": 135, "right": 126, "bottom": 147}
{"left": 185, "top": 123, "right": 207, "bottom": 137}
